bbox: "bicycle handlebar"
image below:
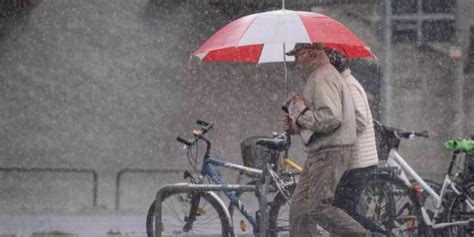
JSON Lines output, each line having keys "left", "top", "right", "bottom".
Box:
{"left": 374, "top": 120, "right": 429, "bottom": 140}
{"left": 196, "top": 120, "right": 209, "bottom": 126}
{"left": 176, "top": 120, "right": 214, "bottom": 147}
{"left": 176, "top": 136, "right": 193, "bottom": 146}
{"left": 396, "top": 130, "right": 429, "bottom": 139}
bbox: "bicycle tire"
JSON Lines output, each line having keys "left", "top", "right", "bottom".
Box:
{"left": 146, "top": 190, "right": 233, "bottom": 237}
{"left": 410, "top": 179, "right": 445, "bottom": 237}
{"left": 359, "top": 173, "right": 429, "bottom": 236}
{"left": 267, "top": 182, "right": 296, "bottom": 237}
{"left": 444, "top": 175, "right": 474, "bottom": 237}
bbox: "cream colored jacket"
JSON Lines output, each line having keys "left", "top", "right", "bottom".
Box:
{"left": 296, "top": 63, "right": 357, "bottom": 153}
{"left": 342, "top": 69, "right": 379, "bottom": 169}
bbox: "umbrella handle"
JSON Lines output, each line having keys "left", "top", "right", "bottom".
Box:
{"left": 283, "top": 43, "right": 288, "bottom": 96}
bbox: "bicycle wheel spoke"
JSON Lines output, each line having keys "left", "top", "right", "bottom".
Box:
{"left": 358, "top": 175, "right": 424, "bottom": 237}
{"left": 148, "top": 191, "right": 230, "bottom": 237}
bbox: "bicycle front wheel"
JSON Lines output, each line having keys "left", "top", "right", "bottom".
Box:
{"left": 146, "top": 190, "right": 232, "bottom": 237}
{"left": 359, "top": 174, "right": 427, "bottom": 236}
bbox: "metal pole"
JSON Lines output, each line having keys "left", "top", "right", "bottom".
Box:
{"left": 382, "top": 0, "right": 393, "bottom": 125}
{"left": 453, "top": 0, "right": 470, "bottom": 138}
{"left": 283, "top": 43, "right": 288, "bottom": 96}
{"left": 257, "top": 164, "right": 270, "bottom": 237}
{"left": 92, "top": 171, "right": 98, "bottom": 207}
{"left": 416, "top": 0, "right": 423, "bottom": 47}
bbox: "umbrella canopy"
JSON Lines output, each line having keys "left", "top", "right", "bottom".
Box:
{"left": 194, "top": 9, "right": 373, "bottom": 63}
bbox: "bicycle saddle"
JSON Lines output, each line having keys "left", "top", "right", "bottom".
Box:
{"left": 256, "top": 137, "right": 288, "bottom": 152}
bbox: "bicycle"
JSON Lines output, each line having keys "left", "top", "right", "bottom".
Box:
{"left": 231, "top": 131, "right": 303, "bottom": 236}
{"left": 374, "top": 120, "right": 442, "bottom": 216}
{"left": 359, "top": 121, "right": 474, "bottom": 236}
{"left": 146, "top": 120, "right": 298, "bottom": 237}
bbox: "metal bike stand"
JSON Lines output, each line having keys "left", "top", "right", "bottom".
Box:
{"left": 256, "top": 164, "right": 271, "bottom": 237}
{"left": 154, "top": 183, "right": 257, "bottom": 237}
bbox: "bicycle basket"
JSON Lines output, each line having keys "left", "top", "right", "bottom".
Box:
{"left": 240, "top": 136, "right": 279, "bottom": 171}
{"left": 374, "top": 121, "right": 401, "bottom": 161}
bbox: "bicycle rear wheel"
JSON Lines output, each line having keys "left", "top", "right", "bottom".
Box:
{"left": 358, "top": 174, "right": 427, "bottom": 236}
{"left": 227, "top": 180, "right": 296, "bottom": 236}
{"left": 444, "top": 176, "right": 474, "bottom": 237}
{"left": 268, "top": 183, "right": 296, "bottom": 237}
{"left": 146, "top": 190, "right": 232, "bottom": 237}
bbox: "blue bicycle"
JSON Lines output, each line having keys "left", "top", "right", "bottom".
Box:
{"left": 146, "top": 120, "right": 297, "bottom": 237}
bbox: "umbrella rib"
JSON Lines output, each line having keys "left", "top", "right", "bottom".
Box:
{"left": 294, "top": 11, "right": 312, "bottom": 43}
{"left": 236, "top": 15, "right": 258, "bottom": 47}
{"left": 341, "top": 46, "right": 350, "bottom": 59}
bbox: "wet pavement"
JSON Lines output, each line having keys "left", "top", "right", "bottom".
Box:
{"left": 0, "top": 215, "right": 147, "bottom": 237}
{"left": 0, "top": 215, "right": 265, "bottom": 237}
{"left": 0, "top": 215, "right": 335, "bottom": 236}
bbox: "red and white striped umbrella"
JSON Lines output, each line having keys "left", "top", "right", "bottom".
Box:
{"left": 194, "top": 10, "right": 373, "bottom": 63}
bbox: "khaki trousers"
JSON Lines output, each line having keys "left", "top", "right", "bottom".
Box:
{"left": 289, "top": 148, "right": 372, "bottom": 237}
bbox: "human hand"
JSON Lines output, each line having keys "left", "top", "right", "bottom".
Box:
{"left": 281, "top": 114, "right": 299, "bottom": 134}
{"left": 281, "top": 115, "right": 292, "bottom": 132}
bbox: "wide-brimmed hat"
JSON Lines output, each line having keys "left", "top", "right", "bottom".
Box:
{"left": 286, "top": 43, "right": 324, "bottom": 56}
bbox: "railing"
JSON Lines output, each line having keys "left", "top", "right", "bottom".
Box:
{"left": 0, "top": 167, "right": 98, "bottom": 207}
{"left": 115, "top": 168, "right": 192, "bottom": 210}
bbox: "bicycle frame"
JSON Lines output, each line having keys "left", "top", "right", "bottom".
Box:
{"left": 388, "top": 149, "right": 474, "bottom": 229}
{"left": 200, "top": 157, "right": 263, "bottom": 229}
{"left": 175, "top": 123, "right": 297, "bottom": 234}
{"left": 190, "top": 132, "right": 292, "bottom": 231}
{"left": 281, "top": 155, "right": 302, "bottom": 172}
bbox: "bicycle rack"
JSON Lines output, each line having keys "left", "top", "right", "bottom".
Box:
{"left": 115, "top": 168, "right": 198, "bottom": 210}
{"left": 0, "top": 167, "right": 98, "bottom": 207}
{"left": 154, "top": 183, "right": 270, "bottom": 237}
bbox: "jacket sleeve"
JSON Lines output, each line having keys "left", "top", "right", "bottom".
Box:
{"left": 352, "top": 84, "right": 368, "bottom": 135}
{"left": 296, "top": 76, "right": 342, "bottom": 133}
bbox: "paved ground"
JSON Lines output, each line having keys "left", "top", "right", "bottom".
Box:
{"left": 0, "top": 215, "right": 278, "bottom": 237}
{"left": 0, "top": 215, "right": 334, "bottom": 236}
{"left": 0, "top": 215, "right": 147, "bottom": 237}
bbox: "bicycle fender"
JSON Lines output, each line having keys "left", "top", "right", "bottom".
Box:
{"left": 207, "top": 191, "right": 234, "bottom": 228}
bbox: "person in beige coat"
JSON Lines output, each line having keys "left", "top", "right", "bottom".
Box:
{"left": 324, "top": 48, "right": 384, "bottom": 234}
{"left": 282, "top": 43, "right": 372, "bottom": 237}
